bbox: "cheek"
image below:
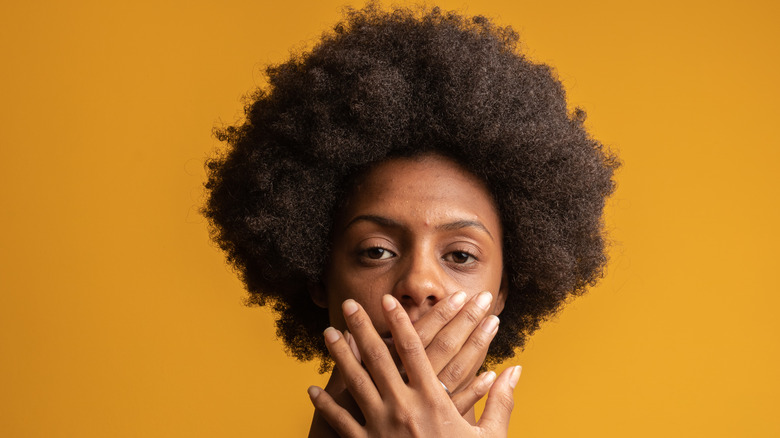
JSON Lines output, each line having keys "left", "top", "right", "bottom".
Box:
{"left": 325, "top": 272, "right": 393, "bottom": 331}
{"left": 456, "top": 267, "right": 502, "bottom": 295}
{"left": 327, "top": 307, "right": 346, "bottom": 331}
{"left": 324, "top": 277, "right": 352, "bottom": 330}
{"left": 324, "top": 270, "right": 384, "bottom": 327}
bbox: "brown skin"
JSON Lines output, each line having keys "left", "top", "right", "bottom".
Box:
{"left": 321, "top": 153, "right": 507, "bottom": 330}
{"left": 309, "top": 154, "right": 513, "bottom": 437}
{"left": 311, "top": 298, "right": 521, "bottom": 437}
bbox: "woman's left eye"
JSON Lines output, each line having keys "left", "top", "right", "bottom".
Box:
{"left": 444, "top": 251, "right": 476, "bottom": 264}
{"left": 362, "top": 247, "right": 395, "bottom": 260}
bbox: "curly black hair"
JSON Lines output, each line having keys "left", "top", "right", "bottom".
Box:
{"left": 203, "top": 3, "right": 619, "bottom": 370}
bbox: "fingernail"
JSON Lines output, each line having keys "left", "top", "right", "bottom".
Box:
{"left": 382, "top": 294, "right": 397, "bottom": 311}
{"left": 449, "top": 291, "right": 467, "bottom": 308}
{"left": 307, "top": 386, "right": 322, "bottom": 400}
{"left": 475, "top": 291, "right": 493, "bottom": 310}
{"left": 323, "top": 327, "right": 340, "bottom": 344}
{"left": 343, "top": 299, "right": 358, "bottom": 316}
{"left": 481, "top": 315, "right": 499, "bottom": 334}
{"left": 509, "top": 365, "right": 522, "bottom": 389}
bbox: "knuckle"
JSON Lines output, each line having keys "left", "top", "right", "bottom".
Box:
{"left": 391, "top": 407, "right": 420, "bottom": 432}
{"left": 430, "top": 335, "right": 458, "bottom": 355}
{"left": 363, "top": 345, "right": 389, "bottom": 363}
{"left": 396, "top": 338, "right": 423, "bottom": 357}
{"left": 496, "top": 392, "right": 515, "bottom": 413}
{"left": 463, "top": 307, "right": 482, "bottom": 325}
{"left": 346, "top": 373, "right": 370, "bottom": 392}
{"left": 440, "top": 361, "right": 466, "bottom": 384}
{"left": 391, "top": 406, "right": 409, "bottom": 423}
{"left": 469, "top": 332, "right": 490, "bottom": 351}
{"left": 349, "top": 314, "right": 370, "bottom": 330}
{"left": 433, "top": 306, "right": 452, "bottom": 324}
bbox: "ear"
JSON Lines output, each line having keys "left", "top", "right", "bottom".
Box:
{"left": 492, "top": 271, "right": 509, "bottom": 316}
{"left": 308, "top": 280, "right": 329, "bottom": 309}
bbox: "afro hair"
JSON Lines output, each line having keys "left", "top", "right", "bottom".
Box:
{"left": 203, "top": 3, "right": 619, "bottom": 370}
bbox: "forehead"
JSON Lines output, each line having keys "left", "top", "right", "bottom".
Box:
{"left": 337, "top": 154, "right": 502, "bottom": 232}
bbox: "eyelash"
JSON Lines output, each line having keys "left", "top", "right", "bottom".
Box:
{"left": 357, "top": 246, "right": 478, "bottom": 265}
{"left": 359, "top": 246, "right": 396, "bottom": 261}
{"left": 443, "top": 250, "right": 478, "bottom": 265}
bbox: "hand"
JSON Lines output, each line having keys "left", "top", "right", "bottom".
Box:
{"left": 315, "top": 290, "right": 503, "bottom": 431}
{"left": 411, "top": 290, "right": 502, "bottom": 416}
{"left": 308, "top": 296, "right": 521, "bottom": 438}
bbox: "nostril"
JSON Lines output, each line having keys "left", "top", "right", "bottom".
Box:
{"left": 399, "top": 294, "right": 438, "bottom": 306}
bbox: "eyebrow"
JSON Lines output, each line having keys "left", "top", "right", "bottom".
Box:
{"left": 437, "top": 220, "right": 494, "bottom": 241}
{"left": 343, "top": 215, "right": 494, "bottom": 241}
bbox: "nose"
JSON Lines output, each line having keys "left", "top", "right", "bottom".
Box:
{"left": 391, "top": 251, "right": 447, "bottom": 319}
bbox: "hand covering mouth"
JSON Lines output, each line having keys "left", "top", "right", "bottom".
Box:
{"left": 375, "top": 335, "right": 411, "bottom": 381}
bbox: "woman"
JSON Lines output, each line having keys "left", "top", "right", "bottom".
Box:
{"left": 203, "top": 4, "right": 618, "bottom": 437}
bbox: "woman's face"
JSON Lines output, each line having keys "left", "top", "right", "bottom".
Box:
{"left": 318, "top": 153, "right": 507, "bottom": 337}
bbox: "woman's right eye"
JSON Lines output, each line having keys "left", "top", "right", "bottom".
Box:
{"left": 362, "top": 247, "right": 395, "bottom": 260}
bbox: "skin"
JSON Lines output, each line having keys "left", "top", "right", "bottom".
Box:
{"left": 308, "top": 154, "right": 520, "bottom": 437}
{"left": 322, "top": 153, "right": 506, "bottom": 335}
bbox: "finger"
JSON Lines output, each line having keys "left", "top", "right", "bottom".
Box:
{"left": 477, "top": 366, "right": 522, "bottom": 434}
{"left": 426, "top": 291, "right": 494, "bottom": 374}
{"left": 345, "top": 331, "right": 362, "bottom": 362}
{"left": 342, "top": 299, "right": 405, "bottom": 396}
{"left": 322, "top": 365, "right": 363, "bottom": 423}
{"left": 381, "top": 294, "right": 438, "bottom": 390}
{"left": 450, "top": 370, "right": 496, "bottom": 416}
{"left": 308, "top": 385, "right": 366, "bottom": 438}
{"left": 438, "top": 315, "right": 499, "bottom": 392}
{"left": 323, "top": 326, "right": 382, "bottom": 412}
{"left": 413, "top": 291, "right": 467, "bottom": 346}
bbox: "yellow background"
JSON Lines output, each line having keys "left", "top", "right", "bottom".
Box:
{"left": 1, "top": 0, "right": 778, "bottom": 436}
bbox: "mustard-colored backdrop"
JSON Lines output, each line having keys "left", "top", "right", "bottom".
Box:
{"left": 1, "top": 0, "right": 777, "bottom": 436}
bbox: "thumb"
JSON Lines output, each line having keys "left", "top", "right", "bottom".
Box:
{"left": 476, "top": 365, "right": 521, "bottom": 435}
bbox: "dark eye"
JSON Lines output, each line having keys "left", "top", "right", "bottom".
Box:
{"left": 445, "top": 251, "right": 476, "bottom": 264}
{"left": 364, "top": 247, "right": 394, "bottom": 260}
